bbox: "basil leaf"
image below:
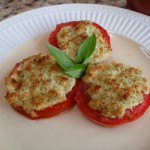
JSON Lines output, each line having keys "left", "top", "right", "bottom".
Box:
{"left": 65, "top": 64, "right": 87, "bottom": 78}
{"left": 75, "top": 34, "right": 96, "bottom": 64}
{"left": 46, "top": 43, "right": 75, "bottom": 70}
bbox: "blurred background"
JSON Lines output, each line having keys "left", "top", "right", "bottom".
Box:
{"left": 0, "top": 0, "right": 150, "bottom": 21}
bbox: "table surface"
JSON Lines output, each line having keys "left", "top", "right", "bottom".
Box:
{"left": 0, "top": 0, "right": 126, "bottom": 21}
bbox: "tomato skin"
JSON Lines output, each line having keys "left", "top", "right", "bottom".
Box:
{"left": 48, "top": 21, "right": 110, "bottom": 47}
{"left": 13, "top": 80, "right": 79, "bottom": 120}
{"left": 75, "top": 81, "right": 150, "bottom": 126}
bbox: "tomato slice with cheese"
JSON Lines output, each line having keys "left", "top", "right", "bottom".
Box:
{"left": 75, "top": 81, "right": 150, "bottom": 126}
{"left": 49, "top": 20, "right": 111, "bottom": 64}
{"left": 5, "top": 54, "right": 79, "bottom": 120}
{"left": 48, "top": 21, "right": 111, "bottom": 47}
{"left": 75, "top": 61, "right": 150, "bottom": 126}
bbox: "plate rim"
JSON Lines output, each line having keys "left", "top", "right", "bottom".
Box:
{"left": 0, "top": 4, "right": 150, "bottom": 29}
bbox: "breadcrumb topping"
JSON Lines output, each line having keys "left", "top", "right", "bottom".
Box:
{"left": 83, "top": 61, "right": 149, "bottom": 118}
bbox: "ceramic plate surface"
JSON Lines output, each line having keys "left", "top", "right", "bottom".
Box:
{"left": 0, "top": 4, "right": 150, "bottom": 150}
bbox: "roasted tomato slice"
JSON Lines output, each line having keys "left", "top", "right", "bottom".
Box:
{"left": 48, "top": 21, "right": 110, "bottom": 47}
{"left": 5, "top": 54, "right": 79, "bottom": 120}
{"left": 13, "top": 80, "right": 79, "bottom": 120}
{"left": 75, "top": 81, "right": 150, "bottom": 127}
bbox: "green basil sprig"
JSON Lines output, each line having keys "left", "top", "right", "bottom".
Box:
{"left": 46, "top": 34, "right": 96, "bottom": 78}
{"left": 76, "top": 34, "right": 96, "bottom": 64}
{"left": 46, "top": 43, "right": 75, "bottom": 70}
{"left": 65, "top": 64, "right": 87, "bottom": 78}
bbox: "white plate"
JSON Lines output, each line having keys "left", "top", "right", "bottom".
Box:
{"left": 0, "top": 4, "right": 150, "bottom": 150}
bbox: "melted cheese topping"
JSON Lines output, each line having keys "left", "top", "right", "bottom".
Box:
{"left": 57, "top": 20, "right": 112, "bottom": 64}
{"left": 5, "top": 54, "right": 76, "bottom": 117}
{"left": 83, "top": 61, "right": 149, "bottom": 118}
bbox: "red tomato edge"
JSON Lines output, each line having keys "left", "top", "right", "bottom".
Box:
{"left": 48, "top": 21, "right": 111, "bottom": 47}
{"left": 75, "top": 81, "right": 150, "bottom": 127}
